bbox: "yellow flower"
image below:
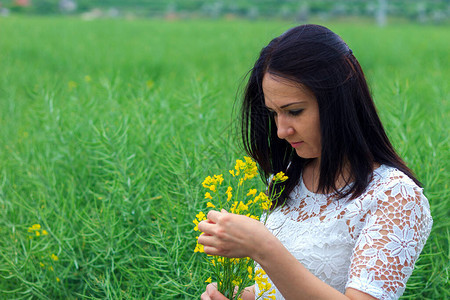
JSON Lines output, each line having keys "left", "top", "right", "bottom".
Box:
{"left": 68, "top": 81, "right": 77, "bottom": 91}
{"left": 213, "top": 174, "right": 224, "bottom": 185}
{"left": 206, "top": 202, "right": 215, "bottom": 208}
{"left": 42, "top": 230, "right": 48, "bottom": 235}
{"left": 273, "top": 171, "right": 288, "bottom": 182}
{"left": 146, "top": 79, "right": 154, "bottom": 89}
{"left": 225, "top": 186, "right": 232, "bottom": 201}
{"left": 234, "top": 159, "right": 245, "bottom": 176}
{"left": 39, "top": 262, "right": 45, "bottom": 268}
{"left": 205, "top": 277, "right": 212, "bottom": 283}
{"left": 35, "top": 231, "right": 40, "bottom": 237}
{"left": 194, "top": 242, "right": 204, "bottom": 253}
{"left": 28, "top": 224, "right": 41, "bottom": 232}
{"left": 230, "top": 201, "right": 238, "bottom": 213}
{"left": 194, "top": 236, "right": 205, "bottom": 253}
{"left": 196, "top": 211, "right": 206, "bottom": 221}
{"left": 230, "top": 258, "right": 240, "bottom": 264}
{"left": 51, "top": 254, "right": 59, "bottom": 261}
{"left": 246, "top": 189, "right": 257, "bottom": 196}
{"left": 56, "top": 277, "right": 60, "bottom": 282}
{"left": 237, "top": 201, "right": 248, "bottom": 213}
{"left": 205, "top": 192, "right": 213, "bottom": 200}
{"left": 193, "top": 219, "right": 200, "bottom": 231}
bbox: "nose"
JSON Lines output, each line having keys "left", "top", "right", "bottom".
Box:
{"left": 276, "top": 115, "right": 294, "bottom": 140}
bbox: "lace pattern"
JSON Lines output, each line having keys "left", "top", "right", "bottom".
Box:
{"left": 255, "top": 165, "right": 432, "bottom": 300}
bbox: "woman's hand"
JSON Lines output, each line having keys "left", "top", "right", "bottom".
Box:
{"left": 201, "top": 283, "right": 256, "bottom": 300}
{"left": 197, "top": 209, "right": 271, "bottom": 259}
{"left": 201, "top": 283, "right": 229, "bottom": 300}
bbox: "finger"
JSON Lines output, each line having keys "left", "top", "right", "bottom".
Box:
{"left": 197, "top": 233, "right": 218, "bottom": 247}
{"left": 206, "top": 283, "right": 228, "bottom": 300}
{"left": 200, "top": 291, "right": 210, "bottom": 300}
{"left": 207, "top": 210, "right": 222, "bottom": 222}
{"left": 206, "top": 282, "right": 217, "bottom": 291}
{"left": 203, "top": 245, "right": 221, "bottom": 256}
{"left": 197, "top": 219, "right": 216, "bottom": 234}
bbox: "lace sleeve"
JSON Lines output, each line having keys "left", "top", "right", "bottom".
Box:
{"left": 346, "top": 178, "right": 433, "bottom": 300}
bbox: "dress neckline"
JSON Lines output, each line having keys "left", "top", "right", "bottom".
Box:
{"left": 300, "top": 164, "right": 388, "bottom": 198}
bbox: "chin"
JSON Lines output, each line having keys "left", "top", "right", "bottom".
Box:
{"left": 295, "top": 150, "right": 320, "bottom": 160}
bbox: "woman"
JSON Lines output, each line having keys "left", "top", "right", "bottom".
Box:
{"left": 198, "top": 24, "right": 432, "bottom": 300}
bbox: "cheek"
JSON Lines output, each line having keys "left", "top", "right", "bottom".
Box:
{"left": 312, "top": 118, "right": 321, "bottom": 149}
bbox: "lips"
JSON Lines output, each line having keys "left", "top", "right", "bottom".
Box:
{"left": 289, "top": 141, "right": 303, "bottom": 148}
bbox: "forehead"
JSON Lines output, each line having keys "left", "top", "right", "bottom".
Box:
{"left": 262, "top": 73, "right": 315, "bottom": 106}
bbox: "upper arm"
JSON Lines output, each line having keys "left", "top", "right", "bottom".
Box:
{"left": 345, "top": 178, "right": 433, "bottom": 299}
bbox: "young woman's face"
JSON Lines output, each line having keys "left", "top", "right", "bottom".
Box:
{"left": 263, "top": 73, "right": 321, "bottom": 159}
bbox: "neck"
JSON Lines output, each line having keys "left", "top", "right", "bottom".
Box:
{"left": 303, "top": 158, "right": 353, "bottom": 194}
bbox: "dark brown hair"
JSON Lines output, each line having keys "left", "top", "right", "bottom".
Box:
{"left": 241, "top": 24, "right": 420, "bottom": 207}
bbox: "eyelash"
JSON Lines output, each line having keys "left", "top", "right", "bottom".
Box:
{"left": 268, "top": 109, "right": 303, "bottom": 117}
{"left": 289, "top": 109, "right": 303, "bottom": 116}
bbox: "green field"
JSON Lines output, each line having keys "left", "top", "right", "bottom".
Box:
{"left": 0, "top": 17, "right": 448, "bottom": 299}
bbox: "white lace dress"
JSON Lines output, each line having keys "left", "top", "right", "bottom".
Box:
{"left": 255, "top": 165, "right": 433, "bottom": 300}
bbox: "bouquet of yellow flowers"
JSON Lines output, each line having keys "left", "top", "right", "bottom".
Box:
{"left": 193, "top": 156, "right": 288, "bottom": 300}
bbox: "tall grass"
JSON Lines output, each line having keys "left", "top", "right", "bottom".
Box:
{"left": 0, "top": 16, "right": 448, "bottom": 299}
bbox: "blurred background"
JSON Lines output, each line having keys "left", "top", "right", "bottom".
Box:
{"left": 0, "top": 0, "right": 448, "bottom": 299}
{"left": 0, "top": 0, "right": 448, "bottom": 25}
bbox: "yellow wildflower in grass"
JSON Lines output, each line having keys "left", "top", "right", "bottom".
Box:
{"left": 51, "top": 254, "right": 59, "bottom": 261}
{"left": 232, "top": 279, "right": 241, "bottom": 286}
{"left": 194, "top": 156, "right": 287, "bottom": 299}
{"left": 226, "top": 186, "right": 233, "bottom": 201}
{"left": 193, "top": 211, "right": 207, "bottom": 231}
{"left": 254, "top": 268, "right": 275, "bottom": 298}
{"left": 56, "top": 277, "right": 60, "bottom": 282}
{"left": 273, "top": 171, "right": 288, "bottom": 182}
{"left": 68, "top": 81, "right": 77, "bottom": 91}
{"left": 193, "top": 219, "right": 200, "bottom": 231}
{"left": 246, "top": 189, "right": 257, "bottom": 197}
{"left": 205, "top": 277, "right": 212, "bottom": 283}
{"left": 236, "top": 201, "right": 248, "bottom": 213}
{"left": 29, "top": 224, "right": 41, "bottom": 231}
{"left": 202, "top": 174, "right": 224, "bottom": 193}
{"left": 196, "top": 211, "right": 206, "bottom": 220}
{"left": 146, "top": 79, "right": 155, "bottom": 89}
{"left": 194, "top": 236, "right": 205, "bottom": 253}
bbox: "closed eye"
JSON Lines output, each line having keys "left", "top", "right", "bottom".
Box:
{"left": 289, "top": 109, "right": 303, "bottom": 116}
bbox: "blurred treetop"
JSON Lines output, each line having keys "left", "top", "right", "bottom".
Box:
{"left": 0, "top": 0, "right": 448, "bottom": 23}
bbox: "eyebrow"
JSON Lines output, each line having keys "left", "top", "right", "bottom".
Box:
{"left": 265, "top": 101, "right": 306, "bottom": 110}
